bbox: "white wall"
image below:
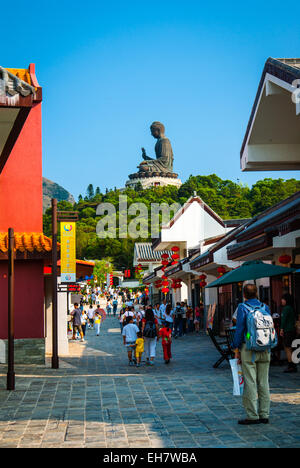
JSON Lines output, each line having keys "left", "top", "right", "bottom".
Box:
{"left": 161, "top": 201, "right": 227, "bottom": 249}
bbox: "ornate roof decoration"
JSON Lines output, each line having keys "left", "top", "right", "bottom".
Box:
{"left": 0, "top": 66, "right": 36, "bottom": 98}
{"left": 0, "top": 232, "right": 55, "bottom": 253}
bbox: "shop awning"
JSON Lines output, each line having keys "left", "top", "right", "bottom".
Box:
{"left": 206, "top": 260, "right": 295, "bottom": 288}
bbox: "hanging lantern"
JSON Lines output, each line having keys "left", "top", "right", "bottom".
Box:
{"left": 200, "top": 281, "right": 207, "bottom": 288}
{"left": 161, "top": 253, "right": 169, "bottom": 260}
{"left": 171, "top": 246, "right": 180, "bottom": 252}
{"left": 278, "top": 254, "right": 292, "bottom": 265}
{"left": 162, "top": 287, "right": 169, "bottom": 294}
{"left": 200, "top": 274, "right": 207, "bottom": 280}
{"left": 217, "top": 266, "right": 226, "bottom": 276}
{"left": 161, "top": 259, "right": 169, "bottom": 266}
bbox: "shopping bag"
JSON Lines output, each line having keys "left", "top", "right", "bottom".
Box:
{"left": 229, "top": 358, "right": 244, "bottom": 396}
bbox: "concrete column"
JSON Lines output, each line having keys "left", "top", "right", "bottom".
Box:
{"left": 45, "top": 277, "right": 69, "bottom": 356}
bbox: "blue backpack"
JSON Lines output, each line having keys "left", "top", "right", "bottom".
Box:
{"left": 244, "top": 302, "right": 277, "bottom": 352}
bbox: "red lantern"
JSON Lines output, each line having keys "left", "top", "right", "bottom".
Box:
{"left": 171, "top": 246, "right": 179, "bottom": 252}
{"left": 162, "top": 287, "right": 169, "bottom": 294}
{"left": 161, "top": 260, "right": 169, "bottom": 266}
{"left": 161, "top": 253, "right": 169, "bottom": 259}
{"left": 171, "top": 253, "right": 180, "bottom": 260}
{"left": 200, "top": 281, "right": 207, "bottom": 288}
{"left": 217, "top": 266, "right": 226, "bottom": 275}
{"left": 200, "top": 274, "right": 207, "bottom": 280}
{"left": 279, "top": 254, "right": 292, "bottom": 265}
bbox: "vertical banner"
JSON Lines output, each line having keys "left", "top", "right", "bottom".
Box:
{"left": 60, "top": 222, "right": 76, "bottom": 282}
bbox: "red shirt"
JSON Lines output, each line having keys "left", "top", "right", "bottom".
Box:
{"left": 160, "top": 327, "right": 172, "bottom": 344}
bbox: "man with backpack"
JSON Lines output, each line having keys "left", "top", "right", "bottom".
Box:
{"left": 233, "top": 284, "right": 277, "bottom": 425}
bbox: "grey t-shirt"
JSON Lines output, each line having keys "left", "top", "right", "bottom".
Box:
{"left": 72, "top": 309, "right": 82, "bottom": 326}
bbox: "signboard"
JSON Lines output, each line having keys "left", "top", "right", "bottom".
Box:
{"left": 60, "top": 222, "right": 76, "bottom": 282}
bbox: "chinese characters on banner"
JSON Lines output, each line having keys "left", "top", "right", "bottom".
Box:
{"left": 60, "top": 222, "right": 76, "bottom": 282}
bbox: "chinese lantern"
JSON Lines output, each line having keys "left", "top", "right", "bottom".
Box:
{"left": 162, "top": 287, "right": 169, "bottom": 294}
{"left": 200, "top": 281, "right": 207, "bottom": 288}
{"left": 161, "top": 253, "right": 169, "bottom": 260}
{"left": 278, "top": 254, "right": 292, "bottom": 265}
{"left": 217, "top": 266, "right": 226, "bottom": 276}
{"left": 171, "top": 246, "right": 179, "bottom": 252}
{"left": 200, "top": 274, "right": 207, "bottom": 280}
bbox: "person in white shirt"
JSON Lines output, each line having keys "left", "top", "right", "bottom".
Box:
{"left": 80, "top": 310, "right": 88, "bottom": 336}
{"left": 87, "top": 306, "right": 95, "bottom": 329}
{"left": 122, "top": 316, "right": 139, "bottom": 365}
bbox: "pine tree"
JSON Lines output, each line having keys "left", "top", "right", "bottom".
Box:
{"left": 87, "top": 184, "right": 95, "bottom": 199}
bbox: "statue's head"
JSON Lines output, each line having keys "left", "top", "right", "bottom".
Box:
{"left": 150, "top": 121, "right": 165, "bottom": 139}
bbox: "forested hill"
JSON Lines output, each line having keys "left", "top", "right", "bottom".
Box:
{"left": 43, "top": 175, "right": 300, "bottom": 269}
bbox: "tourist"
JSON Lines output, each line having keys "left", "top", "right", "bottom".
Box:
{"left": 113, "top": 297, "right": 118, "bottom": 316}
{"left": 71, "top": 303, "right": 84, "bottom": 342}
{"left": 135, "top": 331, "right": 144, "bottom": 367}
{"left": 141, "top": 307, "right": 159, "bottom": 366}
{"left": 106, "top": 301, "right": 112, "bottom": 316}
{"left": 280, "top": 293, "right": 297, "bottom": 373}
{"left": 153, "top": 303, "right": 161, "bottom": 324}
{"left": 186, "top": 305, "right": 194, "bottom": 333}
{"left": 194, "top": 305, "right": 201, "bottom": 333}
{"left": 159, "top": 321, "right": 172, "bottom": 364}
{"left": 173, "top": 302, "right": 184, "bottom": 338}
{"left": 122, "top": 316, "right": 139, "bottom": 366}
{"left": 181, "top": 301, "right": 187, "bottom": 335}
{"left": 233, "top": 284, "right": 272, "bottom": 425}
{"left": 87, "top": 305, "right": 95, "bottom": 329}
{"left": 94, "top": 311, "right": 101, "bottom": 336}
{"left": 80, "top": 309, "right": 88, "bottom": 337}
{"left": 164, "top": 303, "right": 173, "bottom": 330}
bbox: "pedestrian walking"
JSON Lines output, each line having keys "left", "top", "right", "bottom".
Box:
{"left": 141, "top": 307, "right": 159, "bottom": 366}
{"left": 122, "top": 316, "right": 139, "bottom": 366}
{"left": 135, "top": 331, "right": 144, "bottom": 367}
{"left": 113, "top": 298, "right": 118, "bottom": 316}
{"left": 80, "top": 309, "right": 88, "bottom": 337}
{"left": 94, "top": 311, "right": 101, "bottom": 336}
{"left": 173, "top": 302, "right": 184, "bottom": 337}
{"left": 87, "top": 305, "right": 95, "bottom": 329}
{"left": 233, "top": 284, "right": 275, "bottom": 425}
{"left": 159, "top": 322, "right": 172, "bottom": 364}
{"left": 280, "top": 293, "right": 297, "bottom": 373}
{"left": 71, "top": 303, "right": 84, "bottom": 342}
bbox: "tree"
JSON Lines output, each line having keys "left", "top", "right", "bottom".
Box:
{"left": 87, "top": 184, "right": 95, "bottom": 199}
{"left": 93, "top": 259, "right": 113, "bottom": 288}
{"left": 95, "top": 186, "right": 101, "bottom": 195}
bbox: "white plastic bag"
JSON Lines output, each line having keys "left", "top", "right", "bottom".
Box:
{"left": 229, "top": 358, "right": 244, "bottom": 396}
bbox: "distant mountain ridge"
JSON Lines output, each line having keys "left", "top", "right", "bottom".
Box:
{"left": 43, "top": 177, "right": 75, "bottom": 212}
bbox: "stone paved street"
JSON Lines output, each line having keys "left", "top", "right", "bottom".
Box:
{"left": 0, "top": 315, "right": 300, "bottom": 448}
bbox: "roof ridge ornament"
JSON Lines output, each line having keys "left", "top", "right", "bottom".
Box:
{"left": 0, "top": 65, "right": 36, "bottom": 98}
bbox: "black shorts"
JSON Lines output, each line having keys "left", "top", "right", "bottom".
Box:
{"left": 283, "top": 331, "right": 296, "bottom": 348}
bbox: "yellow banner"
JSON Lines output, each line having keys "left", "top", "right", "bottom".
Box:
{"left": 60, "top": 222, "right": 76, "bottom": 282}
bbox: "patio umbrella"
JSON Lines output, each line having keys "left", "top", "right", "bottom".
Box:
{"left": 206, "top": 260, "right": 295, "bottom": 288}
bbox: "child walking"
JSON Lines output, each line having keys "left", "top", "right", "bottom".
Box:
{"left": 159, "top": 322, "right": 172, "bottom": 364}
{"left": 135, "top": 331, "right": 144, "bottom": 367}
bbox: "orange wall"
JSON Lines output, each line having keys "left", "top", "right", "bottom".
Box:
{"left": 0, "top": 102, "right": 42, "bottom": 232}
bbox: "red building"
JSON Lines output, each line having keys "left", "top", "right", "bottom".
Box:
{"left": 0, "top": 65, "right": 52, "bottom": 363}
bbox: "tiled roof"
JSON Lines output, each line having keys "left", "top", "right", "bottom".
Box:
{"left": 134, "top": 242, "right": 172, "bottom": 262}
{"left": 0, "top": 232, "right": 53, "bottom": 253}
{"left": 240, "top": 57, "right": 300, "bottom": 159}
{"left": 276, "top": 58, "right": 300, "bottom": 70}
{"left": 0, "top": 66, "right": 36, "bottom": 98}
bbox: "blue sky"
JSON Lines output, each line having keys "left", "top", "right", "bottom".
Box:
{"left": 3, "top": 1, "right": 300, "bottom": 199}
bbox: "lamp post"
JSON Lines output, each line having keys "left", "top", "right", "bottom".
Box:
{"left": 7, "top": 227, "right": 15, "bottom": 390}
{"left": 51, "top": 198, "right": 59, "bottom": 369}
